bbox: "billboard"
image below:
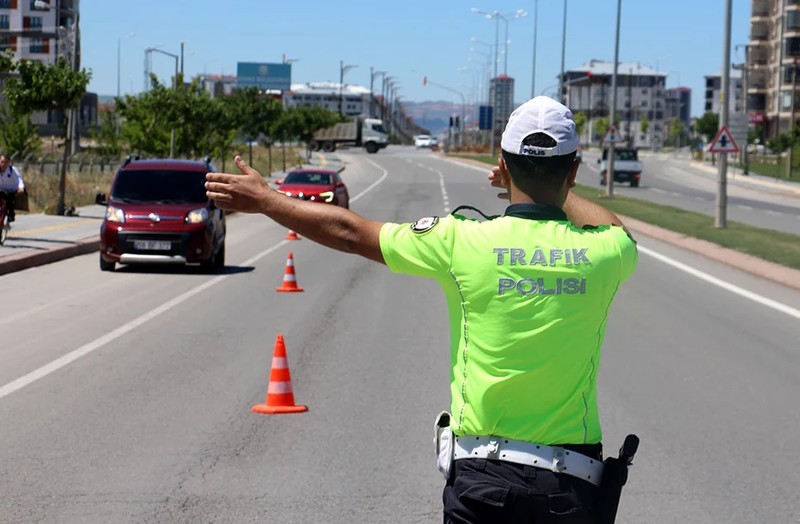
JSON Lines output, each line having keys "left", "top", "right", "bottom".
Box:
{"left": 236, "top": 62, "right": 291, "bottom": 91}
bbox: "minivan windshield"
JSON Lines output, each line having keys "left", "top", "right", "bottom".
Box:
{"left": 110, "top": 170, "right": 209, "bottom": 204}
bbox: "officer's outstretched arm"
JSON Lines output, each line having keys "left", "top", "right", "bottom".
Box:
{"left": 563, "top": 192, "right": 634, "bottom": 239}
{"left": 205, "top": 156, "right": 386, "bottom": 264}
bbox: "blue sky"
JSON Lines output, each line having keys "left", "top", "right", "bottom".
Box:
{"left": 83, "top": 1, "right": 750, "bottom": 117}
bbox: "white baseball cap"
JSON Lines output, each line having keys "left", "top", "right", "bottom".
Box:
{"left": 500, "top": 96, "right": 579, "bottom": 157}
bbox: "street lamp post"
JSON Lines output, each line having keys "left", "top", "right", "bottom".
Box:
{"left": 145, "top": 47, "right": 179, "bottom": 157}
{"left": 471, "top": 7, "right": 526, "bottom": 156}
{"left": 500, "top": 10, "right": 527, "bottom": 76}
{"left": 559, "top": 0, "right": 568, "bottom": 104}
{"left": 339, "top": 60, "right": 358, "bottom": 116}
{"left": 423, "top": 77, "right": 466, "bottom": 148}
{"left": 370, "top": 69, "right": 385, "bottom": 118}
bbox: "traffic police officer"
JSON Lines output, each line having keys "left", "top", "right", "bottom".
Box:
{"left": 205, "top": 95, "right": 638, "bottom": 523}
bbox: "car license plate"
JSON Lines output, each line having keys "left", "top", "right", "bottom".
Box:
{"left": 134, "top": 240, "right": 171, "bottom": 251}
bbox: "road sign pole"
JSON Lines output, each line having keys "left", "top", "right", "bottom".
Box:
{"left": 716, "top": 0, "right": 732, "bottom": 229}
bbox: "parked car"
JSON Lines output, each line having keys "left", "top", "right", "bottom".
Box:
{"left": 414, "top": 134, "right": 436, "bottom": 149}
{"left": 275, "top": 168, "right": 350, "bottom": 209}
{"left": 96, "top": 156, "right": 226, "bottom": 272}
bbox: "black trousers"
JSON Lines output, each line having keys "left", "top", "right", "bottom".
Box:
{"left": 443, "top": 444, "right": 602, "bottom": 524}
{"left": 1, "top": 191, "right": 16, "bottom": 221}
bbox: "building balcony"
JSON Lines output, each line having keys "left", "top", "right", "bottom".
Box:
{"left": 751, "top": 0, "right": 771, "bottom": 19}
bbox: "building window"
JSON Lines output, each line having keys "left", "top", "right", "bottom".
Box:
{"left": 789, "top": 11, "right": 800, "bottom": 30}
{"left": 0, "top": 35, "right": 16, "bottom": 52}
{"left": 0, "top": 15, "right": 8, "bottom": 29}
{"left": 23, "top": 16, "right": 42, "bottom": 29}
{"left": 786, "top": 37, "right": 800, "bottom": 57}
{"left": 29, "top": 37, "right": 46, "bottom": 53}
{"left": 0, "top": 0, "right": 12, "bottom": 8}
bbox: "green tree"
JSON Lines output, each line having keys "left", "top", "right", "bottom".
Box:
{"left": 89, "top": 106, "right": 124, "bottom": 158}
{"left": 594, "top": 117, "right": 610, "bottom": 143}
{"left": 639, "top": 114, "right": 650, "bottom": 136}
{"left": 116, "top": 76, "right": 177, "bottom": 157}
{"left": 0, "top": 104, "right": 41, "bottom": 158}
{"left": 694, "top": 112, "right": 719, "bottom": 142}
{"left": 229, "top": 87, "right": 284, "bottom": 165}
{"left": 3, "top": 57, "right": 90, "bottom": 214}
{"left": 668, "top": 118, "right": 685, "bottom": 147}
{"left": 573, "top": 111, "right": 588, "bottom": 140}
{"left": 283, "top": 105, "right": 343, "bottom": 159}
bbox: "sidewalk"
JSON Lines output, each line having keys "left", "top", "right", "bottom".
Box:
{"left": 0, "top": 203, "right": 105, "bottom": 276}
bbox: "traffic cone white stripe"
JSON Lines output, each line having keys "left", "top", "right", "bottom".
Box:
{"left": 272, "top": 356, "right": 288, "bottom": 368}
{"left": 283, "top": 275, "right": 296, "bottom": 282}
{"left": 268, "top": 381, "right": 294, "bottom": 394}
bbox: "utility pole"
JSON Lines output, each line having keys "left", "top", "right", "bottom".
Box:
{"left": 530, "top": 0, "right": 538, "bottom": 99}
{"left": 715, "top": 0, "right": 732, "bottom": 228}
{"left": 605, "top": 0, "right": 622, "bottom": 197}
{"left": 558, "top": 0, "right": 567, "bottom": 104}
{"left": 741, "top": 44, "right": 750, "bottom": 175}
{"left": 789, "top": 57, "right": 797, "bottom": 180}
{"left": 627, "top": 67, "right": 633, "bottom": 148}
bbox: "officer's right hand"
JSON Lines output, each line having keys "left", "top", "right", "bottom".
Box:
{"left": 489, "top": 158, "right": 510, "bottom": 201}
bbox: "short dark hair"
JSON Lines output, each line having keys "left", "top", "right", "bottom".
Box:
{"left": 501, "top": 133, "right": 576, "bottom": 193}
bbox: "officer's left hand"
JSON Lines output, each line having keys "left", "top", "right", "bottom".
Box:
{"left": 489, "top": 158, "right": 510, "bottom": 200}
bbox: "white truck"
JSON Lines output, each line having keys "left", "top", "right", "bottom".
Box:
{"left": 598, "top": 148, "right": 643, "bottom": 187}
{"left": 309, "top": 117, "right": 389, "bottom": 154}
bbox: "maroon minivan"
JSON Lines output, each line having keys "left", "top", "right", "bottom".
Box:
{"left": 97, "top": 157, "right": 226, "bottom": 272}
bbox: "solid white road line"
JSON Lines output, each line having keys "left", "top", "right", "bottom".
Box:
{"left": 0, "top": 160, "right": 390, "bottom": 402}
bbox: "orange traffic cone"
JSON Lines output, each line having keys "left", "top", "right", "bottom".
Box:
{"left": 252, "top": 334, "right": 308, "bottom": 414}
{"left": 276, "top": 252, "right": 304, "bottom": 292}
{"left": 285, "top": 230, "right": 301, "bottom": 241}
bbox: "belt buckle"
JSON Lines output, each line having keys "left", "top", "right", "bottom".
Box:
{"left": 551, "top": 446, "right": 567, "bottom": 473}
{"left": 486, "top": 440, "right": 500, "bottom": 459}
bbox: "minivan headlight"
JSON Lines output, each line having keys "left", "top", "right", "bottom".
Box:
{"left": 186, "top": 207, "right": 209, "bottom": 224}
{"left": 105, "top": 206, "right": 125, "bottom": 223}
{"left": 319, "top": 191, "right": 334, "bottom": 203}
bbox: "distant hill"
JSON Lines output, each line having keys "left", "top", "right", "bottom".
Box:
{"left": 403, "top": 100, "right": 477, "bottom": 137}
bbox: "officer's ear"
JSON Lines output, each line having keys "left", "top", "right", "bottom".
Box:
{"left": 566, "top": 158, "right": 579, "bottom": 189}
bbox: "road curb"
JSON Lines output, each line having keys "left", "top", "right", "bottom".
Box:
{"left": 0, "top": 236, "right": 100, "bottom": 277}
{"left": 623, "top": 215, "right": 800, "bottom": 292}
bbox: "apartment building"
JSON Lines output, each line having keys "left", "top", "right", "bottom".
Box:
{"left": 0, "top": 0, "right": 95, "bottom": 139}
{"left": 488, "top": 75, "right": 515, "bottom": 146}
{"left": 563, "top": 60, "right": 667, "bottom": 149}
{"left": 703, "top": 70, "right": 744, "bottom": 114}
{"left": 283, "top": 82, "right": 371, "bottom": 117}
{"left": 748, "top": 0, "right": 800, "bottom": 137}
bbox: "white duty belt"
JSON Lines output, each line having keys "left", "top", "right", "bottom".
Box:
{"left": 453, "top": 435, "right": 604, "bottom": 487}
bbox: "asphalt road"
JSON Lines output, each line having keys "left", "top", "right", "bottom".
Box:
{"left": 578, "top": 150, "right": 800, "bottom": 236}
{"left": 1, "top": 147, "right": 799, "bottom": 523}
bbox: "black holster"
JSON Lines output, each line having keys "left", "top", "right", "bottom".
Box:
{"left": 595, "top": 434, "right": 639, "bottom": 524}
